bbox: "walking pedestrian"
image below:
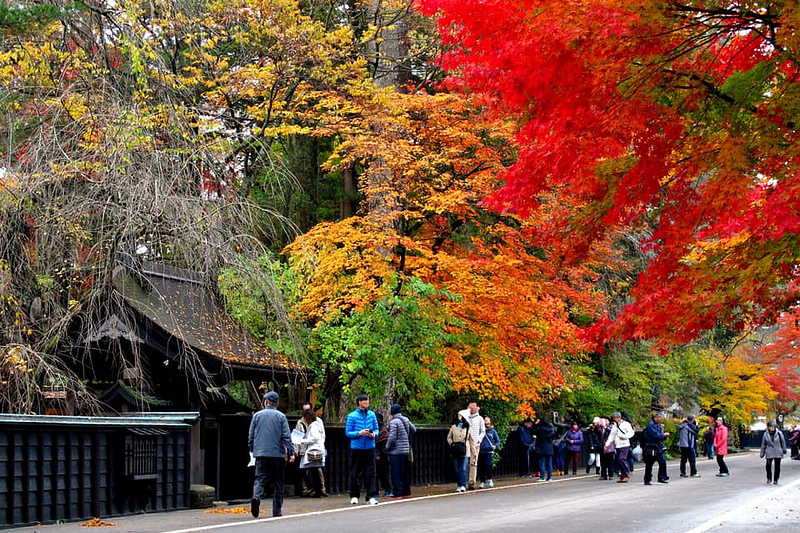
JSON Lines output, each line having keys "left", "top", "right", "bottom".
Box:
{"left": 643, "top": 413, "right": 669, "bottom": 485}
{"left": 248, "top": 391, "right": 295, "bottom": 518}
{"left": 714, "top": 417, "right": 730, "bottom": 477}
{"left": 608, "top": 412, "right": 634, "bottom": 483}
{"left": 760, "top": 421, "right": 787, "bottom": 484}
{"left": 345, "top": 394, "right": 380, "bottom": 505}
{"left": 478, "top": 416, "right": 501, "bottom": 488}
{"left": 385, "top": 404, "right": 416, "bottom": 497}
{"left": 457, "top": 401, "right": 485, "bottom": 490}
{"left": 678, "top": 414, "right": 701, "bottom": 478}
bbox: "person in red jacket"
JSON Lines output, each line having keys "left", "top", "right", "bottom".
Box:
{"left": 714, "top": 417, "right": 730, "bottom": 477}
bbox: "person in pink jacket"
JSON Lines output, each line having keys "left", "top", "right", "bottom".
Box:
{"left": 714, "top": 417, "right": 730, "bottom": 476}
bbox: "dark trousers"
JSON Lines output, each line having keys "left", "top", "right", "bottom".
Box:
{"left": 302, "top": 466, "right": 324, "bottom": 496}
{"left": 253, "top": 457, "right": 285, "bottom": 517}
{"left": 766, "top": 458, "right": 782, "bottom": 482}
{"left": 616, "top": 447, "right": 630, "bottom": 479}
{"left": 565, "top": 450, "right": 580, "bottom": 474}
{"left": 519, "top": 446, "right": 535, "bottom": 476}
{"left": 349, "top": 449, "right": 377, "bottom": 500}
{"left": 716, "top": 454, "right": 729, "bottom": 474}
{"left": 680, "top": 446, "right": 697, "bottom": 475}
{"left": 478, "top": 452, "right": 494, "bottom": 482}
{"left": 601, "top": 451, "right": 615, "bottom": 479}
{"left": 376, "top": 451, "right": 391, "bottom": 494}
{"left": 644, "top": 450, "right": 668, "bottom": 483}
{"left": 388, "top": 454, "right": 411, "bottom": 496}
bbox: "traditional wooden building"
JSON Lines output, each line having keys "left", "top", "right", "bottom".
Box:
{"left": 60, "top": 260, "right": 307, "bottom": 498}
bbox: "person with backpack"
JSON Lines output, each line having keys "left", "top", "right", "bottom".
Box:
{"left": 384, "top": 404, "right": 416, "bottom": 498}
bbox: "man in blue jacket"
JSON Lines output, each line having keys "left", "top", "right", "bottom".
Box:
{"left": 643, "top": 413, "right": 670, "bottom": 485}
{"left": 248, "top": 391, "right": 294, "bottom": 518}
{"left": 345, "top": 394, "right": 380, "bottom": 505}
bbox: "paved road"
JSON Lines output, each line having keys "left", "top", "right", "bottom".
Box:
{"left": 12, "top": 453, "right": 800, "bottom": 533}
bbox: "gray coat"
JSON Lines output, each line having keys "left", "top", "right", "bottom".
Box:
{"left": 760, "top": 430, "right": 786, "bottom": 460}
{"left": 249, "top": 405, "right": 294, "bottom": 458}
{"left": 385, "top": 414, "right": 416, "bottom": 456}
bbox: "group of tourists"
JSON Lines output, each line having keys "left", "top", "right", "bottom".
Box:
{"left": 247, "top": 392, "right": 793, "bottom": 518}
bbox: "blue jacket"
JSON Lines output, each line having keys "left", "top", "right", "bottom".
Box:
{"left": 248, "top": 405, "right": 294, "bottom": 458}
{"left": 518, "top": 425, "right": 534, "bottom": 447}
{"left": 480, "top": 428, "right": 501, "bottom": 453}
{"left": 345, "top": 408, "right": 379, "bottom": 450}
{"left": 644, "top": 419, "right": 667, "bottom": 451}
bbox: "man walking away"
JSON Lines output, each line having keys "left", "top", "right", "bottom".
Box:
{"left": 679, "top": 414, "right": 701, "bottom": 478}
{"left": 249, "top": 391, "right": 294, "bottom": 518}
{"left": 345, "top": 394, "right": 380, "bottom": 505}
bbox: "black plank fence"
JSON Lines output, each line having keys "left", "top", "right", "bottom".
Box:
{"left": 0, "top": 413, "right": 196, "bottom": 528}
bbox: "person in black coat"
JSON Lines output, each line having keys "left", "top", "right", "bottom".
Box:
{"left": 534, "top": 418, "right": 555, "bottom": 481}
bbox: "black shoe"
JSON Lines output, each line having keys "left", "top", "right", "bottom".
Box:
{"left": 644, "top": 481, "right": 652, "bottom": 485}
{"left": 657, "top": 479, "right": 668, "bottom": 484}
{"left": 250, "top": 497, "right": 260, "bottom": 518}
{"left": 680, "top": 473, "right": 687, "bottom": 477}
{"left": 273, "top": 512, "right": 282, "bottom": 517}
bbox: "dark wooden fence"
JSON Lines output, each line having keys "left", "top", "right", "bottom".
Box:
{"left": 0, "top": 414, "right": 196, "bottom": 528}
{"left": 216, "top": 416, "right": 533, "bottom": 501}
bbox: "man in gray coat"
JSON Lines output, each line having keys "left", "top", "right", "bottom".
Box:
{"left": 249, "top": 391, "right": 294, "bottom": 518}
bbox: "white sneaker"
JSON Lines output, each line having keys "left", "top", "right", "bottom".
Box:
{"left": 457, "top": 486, "right": 466, "bottom": 493}
{"left": 488, "top": 480, "right": 494, "bottom": 488}
{"left": 479, "top": 482, "right": 485, "bottom": 489}
{"left": 350, "top": 497, "right": 358, "bottom": 505}
{"left": 368, "top": 498, "right": 379, "bottom": 505}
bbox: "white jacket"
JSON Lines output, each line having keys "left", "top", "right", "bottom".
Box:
{"left": 299, "top": 419, "right": 326, "bottom": 468}
{"left": 607, "top": 420, "right": 635, "bottom": 449}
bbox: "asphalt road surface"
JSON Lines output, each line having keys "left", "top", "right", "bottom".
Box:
{"left": 13, "top": 453, "right": 800, "bottom": 533}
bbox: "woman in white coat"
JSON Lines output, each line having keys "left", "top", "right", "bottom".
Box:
{"left": 299, "top": 409, "right": 327, "bottom": 497}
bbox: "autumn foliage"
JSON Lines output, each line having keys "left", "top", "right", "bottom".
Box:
{"left": 419, "top": 0, "right": 800, "bottom": 350}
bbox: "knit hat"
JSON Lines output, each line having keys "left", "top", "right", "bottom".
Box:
{"left": 390, "top": 404, "right": 402, "bottom": 415}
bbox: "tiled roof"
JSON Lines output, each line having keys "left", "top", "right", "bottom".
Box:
{"left": 112, "top": 261, "right": 301, "bottom": 372}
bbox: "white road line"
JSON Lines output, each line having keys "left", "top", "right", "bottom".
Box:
{"left": 684, "top": 475, "right": 800, "bottom": 533}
